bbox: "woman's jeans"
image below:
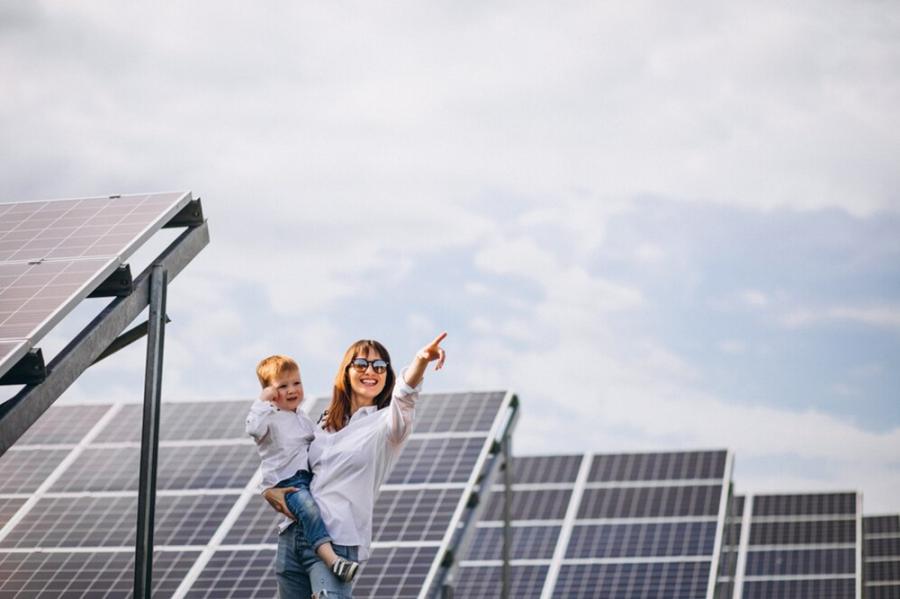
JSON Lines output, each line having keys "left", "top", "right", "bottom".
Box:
{"left": 276, "top": 521, "right": 357, "bottom": 598}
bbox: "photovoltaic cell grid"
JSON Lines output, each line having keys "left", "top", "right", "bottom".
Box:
{"left": 459, "top": 450, "right": 731, "bottom": 599}
{"left": 729, "top": 492, "right": 862, "bottom": 599}
{"left": 0, "top": 551, "right": 198, "bottom": 598}
{"left": 865, "top": 515, "right": 900, "bottom": 599}
{"left": 0, "top": 192, "right": 191, "bottom": 379}
{"left": 0, "top": 391, "right": 514, "bottom": 598}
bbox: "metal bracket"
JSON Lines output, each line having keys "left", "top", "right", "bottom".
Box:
{"left": 0, "top": 349, "right": 47, "bottom": 386}
{"left": 163, "top": 198, "right": 204, "bottom": 228}
{"left": 88, "top": 264, "right": 134, "bottom": 298}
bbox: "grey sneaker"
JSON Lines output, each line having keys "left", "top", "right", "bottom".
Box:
{"left": 332, "top": 557, "right": 360, "bottom": 583}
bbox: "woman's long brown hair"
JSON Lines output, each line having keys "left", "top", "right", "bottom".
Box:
{"left": 322, "top": 339, "right": 395, "bottom": 432}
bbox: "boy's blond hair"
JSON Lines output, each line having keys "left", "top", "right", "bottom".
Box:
{"left": 256, "top": 355, "right": 299, "bottom": 388}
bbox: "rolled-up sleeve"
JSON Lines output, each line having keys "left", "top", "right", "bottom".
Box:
{"left": 386, "top": 371, "right": 421, "bottom": 444}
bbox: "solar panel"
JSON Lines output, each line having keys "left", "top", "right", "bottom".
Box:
{"left": 0, "top": 448, "right": 71, "bottom": 493}
{"left": 0, "top": 391, "right": 516, "bottom": 598}
{"left": 0, "top": 192, "right": 192, "bottom": 380}
{"left": 16, "top": 404, "right": 113, "bottom": 445}
{"left": 0, "top": 550, "right": 198, "bottom": 598}
{"left": 95, "top": 401, "right": 250, "bottom": 443}
{"left": 864, "top": 515, "right": 900, "bottom": 599}
{"left": 729, "top": 492, "right": 862, "bottom": 599}
{"left": 456, "top": 564, "right": 549, "bottom": 598}
{"left": 459, "top": 450, "right": 732, "bottom": 599}
{"left": 0, "top": 494, "right": 238, "bottom": 549}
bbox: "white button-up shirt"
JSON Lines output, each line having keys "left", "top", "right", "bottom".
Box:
{"left": 280, "top": 378, "right": 420, "bottom": 561}
{"left": 245, "top": 400, "right": 316, "bottom": 492}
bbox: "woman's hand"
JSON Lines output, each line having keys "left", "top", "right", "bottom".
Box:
{"left": 404, "top": 332, "right": 447, "bottom": 387}
{"left": 417, "top": 332, "right": 447, "bottom": 370}
{"left": 262, "top": 486, "right": 297, "bottom": 520}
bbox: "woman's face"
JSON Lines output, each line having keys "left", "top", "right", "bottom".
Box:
{"left": 348, "top": 347, "right": 387, "bottom": 405}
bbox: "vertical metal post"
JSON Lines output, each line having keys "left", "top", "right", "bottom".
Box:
{"left": 501, "top": 432, "right": 512, "bottom": 599}
{"left": 134, "top": 265, "right": 167, "bottom": 598}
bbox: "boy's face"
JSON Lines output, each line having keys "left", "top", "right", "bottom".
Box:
{"left": 270, "top": 369, "right": 304, "bottom": 412}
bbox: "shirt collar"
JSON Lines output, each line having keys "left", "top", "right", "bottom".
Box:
{"left": 350, "top": 405, "right": 378, "bottom": 422}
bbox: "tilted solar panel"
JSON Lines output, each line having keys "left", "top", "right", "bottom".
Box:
{"left": 728, "top": 492, "right": 862, "bottom": 599}
{"left": 0, "top": 391, "right": 516, "bottom": 598}
{"left": 0, "top": 192, "right": 193, "bottom": 380}
{"left": 459, "top": 450, "right": 732, "bottom": 599}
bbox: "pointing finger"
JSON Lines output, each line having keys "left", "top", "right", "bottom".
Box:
{"left": 430, "top": 332, "right": 448, "bottom": 349}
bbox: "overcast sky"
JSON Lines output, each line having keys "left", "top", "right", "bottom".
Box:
{"left": 3, "top": 2, "right": 900, "bottom": 511}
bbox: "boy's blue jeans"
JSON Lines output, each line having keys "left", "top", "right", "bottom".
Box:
{"left": 277, "top": 470, "right": 331, "bottom": 551}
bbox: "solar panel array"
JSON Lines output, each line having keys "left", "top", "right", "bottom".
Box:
{"left": 0, "top": 391, "right": 514, "bottom": 598}
{"left": 0, "top": 192, "right": 192, "bottom": 379}
{"left": 724, "top": 492, "right": 862, "bottom": 599}
{"left": 864, "top": 515, "right": 900, "bottom": 599}
{"left": 458, "top": 450, "right": 733, "bottom": 598}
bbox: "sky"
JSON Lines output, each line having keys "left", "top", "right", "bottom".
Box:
{"left": 2, "top": 2, "right": 899, "bottom": 511}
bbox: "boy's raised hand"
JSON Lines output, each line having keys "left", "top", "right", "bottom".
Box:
{"left": 260, "top": 385, "right": 279, "bottom": 404}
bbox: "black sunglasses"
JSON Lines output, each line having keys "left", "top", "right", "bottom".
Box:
{"left": 349, "top": 358, "right": 389, "bottom": 374}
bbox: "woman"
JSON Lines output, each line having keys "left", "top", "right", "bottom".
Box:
{"left": 264, "top": 332, "right": 447, "bottom": 598}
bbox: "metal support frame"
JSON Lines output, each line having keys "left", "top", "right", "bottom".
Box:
{"left": 134, "top": 265, "right": 167, "bottom": 598}
{"left": 501, "top": 432, "right": 512, "bottom": 599}
{"left": 437, "top": 396, "right": 519, "bottom": 599}
{"left": 0, "top": 221, "right": 209, "bottom": 456}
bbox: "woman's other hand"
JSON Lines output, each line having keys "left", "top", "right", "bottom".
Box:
{"left": 262, "top": 487, "right": 297, "bottom": 520}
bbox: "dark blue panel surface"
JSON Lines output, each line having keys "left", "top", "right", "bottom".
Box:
{"left": 752, "top": 493, "right": 857, "bottom": 517}
{"left": 0, "top": 550, "right": 197, "bottom": 598}
{"left": 483, "top": 488, "right": 573, "bottom": 521}
{"left": 588, "top": 451, "right": 727, "bottom": 482}
{"left": 745, "top": 548, "right": 856, "bottom": 576}
{"left": 186, "top": 548, "right": 276, "bottom": 598}
{"left": 742, "top": 578, "right": 855, "bottom": 599}
{"left": 51, "top": 444, "right": 258, "bottom": 492}
{"left": 554, "top": 561, "right": 710, "bottom": 599}
{"left": 386, "top": 437, "right": 485, "bottom": 485}
{"left": 456, "top": 564, "right": 549, "bottom": 599}
{"left": 749, "top": 519, "right": 856, "bottom": 545}
{"left": 577, "top": 485, "right": 722, "bottom": 518}
{"left": 463, "top": 525, "right": 561, "bottom": 561}
{"left": 566, "top": 521, "right": 718, "bottom": 558}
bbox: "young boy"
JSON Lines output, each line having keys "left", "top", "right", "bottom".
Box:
{"left": 246, "top": 354, "right": 359, "bottom": 583}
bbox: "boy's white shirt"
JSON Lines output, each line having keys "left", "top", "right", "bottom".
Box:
{"left": 276, "top": 376, "right": 420, "bottom": 562}
{"left": 245, "top": 399, "right": 316, "bottom": 492}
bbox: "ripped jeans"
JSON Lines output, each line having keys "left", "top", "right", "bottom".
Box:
{"left": 275, "top": 521, "right": 358, "bottom": 598}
